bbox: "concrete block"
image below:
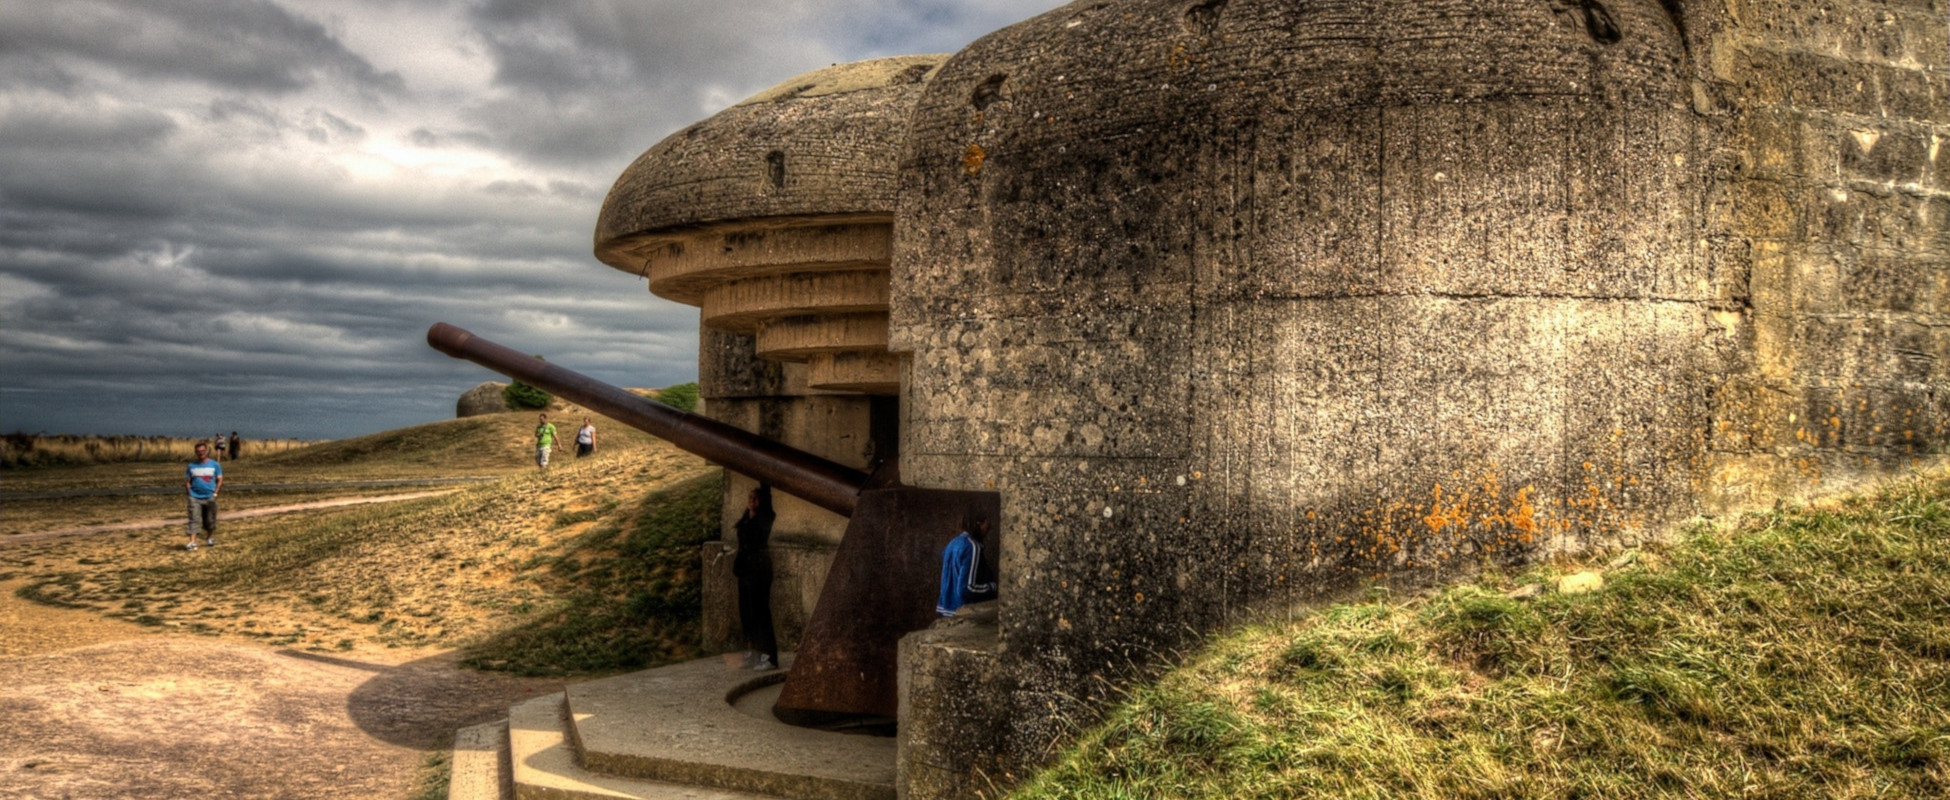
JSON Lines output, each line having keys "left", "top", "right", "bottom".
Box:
{"left": 450, "top": 720, "right": 509, "bottom": 800}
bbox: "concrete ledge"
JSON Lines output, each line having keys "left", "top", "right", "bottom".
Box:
{"left": 701, "top": 271, "right": 890, "bottom": 332}
{"left": 567, "top": 656, "right": 896, "bottom": 800}
{"left": 805, "top": 352, "right": 900, "bottom": 394}
{"left": 451, "top": 719, "right": 511, "bottom": 800}
{"left": 509, "top": 693, "right": 775, "bottom": 800}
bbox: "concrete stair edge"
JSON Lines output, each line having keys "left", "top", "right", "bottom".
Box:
{"left": 508, "top": 693, "right": 782, "bottom": 800}
{"left": 450, "top": 719, "right": 512, "bottom": 800}
{"left": 562, "top": 658, "right": 895, "bottom": 800}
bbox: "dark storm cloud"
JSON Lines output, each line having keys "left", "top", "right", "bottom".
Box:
{"left": 0, "top": 0, "right": 1069, "bottom": 439}
{"left": 460, "top": 0, "right": 840, "bottom": 167}
{"left": 0, "top": 0, "right": 403, "bottom": 94}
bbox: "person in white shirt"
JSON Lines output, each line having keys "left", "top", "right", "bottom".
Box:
{"left": 575, "top": 419, "right": 597, "bottom": 458}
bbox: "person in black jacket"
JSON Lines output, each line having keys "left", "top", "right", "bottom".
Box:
{"left": 733, "top": 484, "right": 778, "bottom": 670}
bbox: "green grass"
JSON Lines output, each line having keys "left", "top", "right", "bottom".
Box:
{"left": 460, "top": 472, "right": 721, "bottom": 676}
{"left": 405, "top": 750, "right": 452, "bottom": 800}
{"left": 1012, "top": 472, "right": 1950, "bottom": 800}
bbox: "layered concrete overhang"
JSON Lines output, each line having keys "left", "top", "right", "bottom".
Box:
{"left": 594, "top": 56, "right": 944, "bottom": 396}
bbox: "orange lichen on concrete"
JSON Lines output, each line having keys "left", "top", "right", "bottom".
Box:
{"left": 1340, "top": 468, "right": 1553, "bottom": 571}
{"left": 962, "top": 144, "right": 986, "bottom": 176}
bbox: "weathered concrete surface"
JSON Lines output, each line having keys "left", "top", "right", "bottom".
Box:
{"left": 579, "top": 2, "right": 1945, "bottom": 798}
{"left": 458, "top": 381, "right": 511, "bottom": 417}
{"left": 885, "top": 0, "right": 1946, "bottom": 796}
{"left": 506, "top": 692, "right": 782, "bottom": 800}
{"left": 1681, "top": 0, "right": 1950, "bottom": 509}
{"left": 563, "top": 655, "right": 895, "bottom": 800}
{"left": 897, "top": 612, "right": 1008, "bottom": 800}
{"left": 594, "top": 59, "right": 941, "bottom": 654}
{"left": 449, "top": 720, "right": 510, "bottom": 800}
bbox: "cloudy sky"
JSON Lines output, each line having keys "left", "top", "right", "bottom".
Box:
{"left": 0, "top": 0, "right": 1065, "bottom": 440}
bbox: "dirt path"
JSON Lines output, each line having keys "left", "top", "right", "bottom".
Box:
{"left": 0, "top": 580, "right": 563, "bottom": 800}
{"left": 3, "top": 490, "right": 458, "bottom": 546}
{"left": 2, "top": 477, "right": 498, "bottom": 501}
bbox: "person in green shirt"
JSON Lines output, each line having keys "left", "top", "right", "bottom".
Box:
{"left": 534, "top": 413, "right": 558, "bottom": 470}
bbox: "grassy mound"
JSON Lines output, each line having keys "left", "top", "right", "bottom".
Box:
{"left": 12, "top": 438, "right": 720, "bottom": 672}
{"left": 1015, "top": 472, "right": 1950, "bottom": 799}
{"left": 252, "top": 411, "right": 671, "bottom": 479}
{"left": 459, "top": 471, "right": 721, "bottom": 676}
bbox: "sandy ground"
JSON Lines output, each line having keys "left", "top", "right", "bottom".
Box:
{"left": 0, "top": 576, "right": 561, "bottom": 800}
{"left": 4, "top": 490, "right": 457, "bottom": 545}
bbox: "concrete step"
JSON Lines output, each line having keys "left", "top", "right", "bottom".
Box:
{"left": 565, "top": 657, "right": 896, "bottom": 800}
{"left": 510, "top": 692, "right": 781, "bottom": 800}
{"left": 450, "top": 719, "right": 511, "bottom": 800}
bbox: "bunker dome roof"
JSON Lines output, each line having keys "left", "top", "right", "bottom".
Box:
{"left": 594, "top": 55, "right": 945, "bottom": 274}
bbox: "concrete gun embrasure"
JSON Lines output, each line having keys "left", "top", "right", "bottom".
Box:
{"left": 428, "top": 322, "right": 997, "bottom": 727}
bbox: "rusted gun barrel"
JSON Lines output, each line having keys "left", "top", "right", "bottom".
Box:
{"left": 427, "top": 323, "right": 867, "bottom": 517}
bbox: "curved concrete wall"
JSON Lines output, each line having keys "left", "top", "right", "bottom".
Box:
{"left": 896, "top": 0, "right": 1701, "bottom": 667}
{"left": 891, "top": 0, "right": 1712, "bottom": 790}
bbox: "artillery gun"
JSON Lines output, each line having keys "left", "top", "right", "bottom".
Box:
{"left": 429, "top": 322, "right": 996, "bottom": 726}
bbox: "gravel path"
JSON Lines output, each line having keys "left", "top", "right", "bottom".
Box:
{"left": 2, "top": 491, "right": 459, "bottom": 547}
{"left": 0, "top": 581, "right": 561, "bottom": 800}
{"left": 2, "top": 477, "right": 497, "bottom": 501}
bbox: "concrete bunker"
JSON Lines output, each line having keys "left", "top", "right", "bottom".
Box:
{"left": 441, "top": 1, "right": 1945, "bottom": 797}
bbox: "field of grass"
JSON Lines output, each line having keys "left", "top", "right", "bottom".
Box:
{"left": 0, "top": 411, "right": 676, "bottom": 495}
{"left": 3, "top": 433, "right": 316, "bottom": 469}
{"left": 3, "top": 409, "right": 721, "bottom": 674}
{"left": 1012, "top": 471, "right": 1950, "bottom": 799}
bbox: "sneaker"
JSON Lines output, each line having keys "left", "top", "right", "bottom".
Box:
{"left": 752, "top": 654, "right": 775, "bottom": 671}
{"left": 185, "top": 543, "right": 197, "bottom": 551}
{"left": 204, "top": 538, "right": 216, "bottom": 547}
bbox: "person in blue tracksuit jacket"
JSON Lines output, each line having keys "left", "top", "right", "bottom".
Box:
{"left": 937, "top": 515, "right": 996, "bottom": 616}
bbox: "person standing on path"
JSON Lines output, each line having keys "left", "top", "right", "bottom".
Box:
{"left": 229, "top": 431, "right": 243, "bottom": 460}
{"left": 184, "top": 441, "right": 222, "bottom": 550}
{"left": 534, "top": 413, "right": 558, "bottom": 470}
{"left": 733, "top": 485, "right": 778, "bottom": 670}
{"left": 575, "top": 418, "right": 597, "bottom": 459}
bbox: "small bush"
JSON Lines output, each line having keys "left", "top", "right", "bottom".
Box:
{"left": 503, "top": 380, "right": 552, "bottom": 410}
{"left": 656, "top": 382, "right": 699, "bottom": 412}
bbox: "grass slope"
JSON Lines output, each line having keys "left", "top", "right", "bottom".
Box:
{"left": 1, "top": 410, "right": 671, "bottom": 493}
{"left": 1015, "top": 472, "right": 1950, "bottom": 800}
{"left": 9, "top": 422, "right": 720, "bottom": 673}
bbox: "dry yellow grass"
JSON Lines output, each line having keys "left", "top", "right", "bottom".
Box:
{"left": 2, "top": 433, "right": 314, "bottom": 468}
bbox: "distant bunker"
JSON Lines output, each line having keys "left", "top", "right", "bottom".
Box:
{"left": 590, "top": 1, "right": 1947, "bottom": 797}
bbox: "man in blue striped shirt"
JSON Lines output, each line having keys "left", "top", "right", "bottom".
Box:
{"left": 184, "top": 441, "right": 222, "bottom": 551}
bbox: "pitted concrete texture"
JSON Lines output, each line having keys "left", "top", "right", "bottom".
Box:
{"left": 756, "top": 313, "right": 892, "bottom": 359}
{"left": 507, "top": 693, "right": 776, "bottom": 800}
{"left": 594, "top": 55, "right": 944, "bottom": 240}
{"left": 895, "top": 0, "right": 1708, "bottom": 686}
{"left": 700, "top": 271, "right": 890, "bottom": 332}
{"left": 451, "top": 720, "right": 511, "bottom": 800}
{"left": 805, "top": 351, "right": 901, "bottom": 394}
{"left": 883, "top": 1, "right": 1946, "bottom": 798}
{"left": 738, "top": 56, "right": 946, "bottom": 106}
{"left": 634, "top": 223, "right": 892, "bottom": 305}
{"left": 562, "top": 655, "right": 895, "bottom": 800}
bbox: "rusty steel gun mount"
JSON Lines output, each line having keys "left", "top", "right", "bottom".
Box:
{"left": 428, "top": 322, "right": 997, "bottom": 727}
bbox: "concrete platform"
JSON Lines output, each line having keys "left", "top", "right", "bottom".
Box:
{"left": 450, "top": 720, "right": 511, "bottom": 800}
{"left": 509, "top": 693, "right": 781, "bottom": 800}
{"left": 567, "top": 655, "right": 895, "bottom": 800}
{"left": 465, "top": 654, "right": 897, "bottom": 800}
